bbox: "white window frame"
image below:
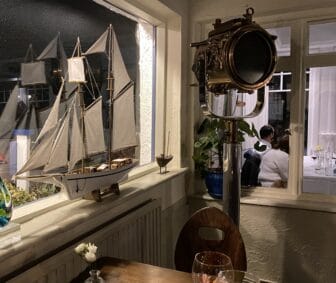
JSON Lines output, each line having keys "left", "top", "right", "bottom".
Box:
{"left": 192, "top": 8, "right": 336, "bottom": 209}
{"left": 245, "top": 14, "right": 336, "bottom": 204}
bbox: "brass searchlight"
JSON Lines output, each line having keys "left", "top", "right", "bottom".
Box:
{"left": 191, "top": 8, "right": 277, "bottom": 226}
{"left": 191, "top": 7, "right": 277, "bottom": 95}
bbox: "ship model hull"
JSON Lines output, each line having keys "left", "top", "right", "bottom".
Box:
{"left": 57, "top": 160, "right": 137, "bottom": 199}
{"left": 16, "top": 160, "right": 137, "bottom": 200}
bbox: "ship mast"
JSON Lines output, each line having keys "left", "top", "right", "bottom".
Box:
{"left": 74, "top": 37, "right": 86, "bottom": 172}
{"left": 107, "top": 24, "right": 114, "bottom": 169}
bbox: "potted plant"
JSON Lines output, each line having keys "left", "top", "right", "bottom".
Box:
{"left": 193, "top": 117, "right": 258, "bottom": 198}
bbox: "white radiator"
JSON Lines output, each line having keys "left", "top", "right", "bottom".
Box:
{"left": 8, "top": 199, "right": 161, "bottom": 283}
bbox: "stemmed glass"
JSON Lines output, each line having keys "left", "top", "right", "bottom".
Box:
{"left": 219, "top": 270, "right": 259, "bottom": 283}
{"left": 310, "top": 149, "right": 317, "bottom": 161}
{"left": 192, "top": 251, "right": 233, "bottom": 283}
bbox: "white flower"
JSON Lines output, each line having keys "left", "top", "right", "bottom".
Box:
{"left": 87, "top": 243, "right": 98, "bottom": 254}
{"left": 74, "top": 242, "right": 98, "bottom": 264}
{"left": 74, "top": 243, "right": 87, "bottom": 254}
{"left": 84, "top": 251, "right": 97, "bottom": 263}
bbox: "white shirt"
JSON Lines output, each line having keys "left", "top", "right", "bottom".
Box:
{"left": 258, "top": 149, "right": 289, "bottom": 187}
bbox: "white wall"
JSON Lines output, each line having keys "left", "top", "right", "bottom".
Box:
{"left": 240, "top": 204, "right": 336, "bottom": 283}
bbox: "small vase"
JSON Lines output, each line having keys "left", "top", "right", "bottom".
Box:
{"left": 315, "top": 151, "right": 323, "bottom": 170}
{"left": 84, "top": 269, "right": 105, "bottom": 283}
{"left": 0, "top": 177, "right": 13, "bottom": 227}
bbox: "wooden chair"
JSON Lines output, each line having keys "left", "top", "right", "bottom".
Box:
{"left": 174, "top": 206, "right": 247, "bottom": 273}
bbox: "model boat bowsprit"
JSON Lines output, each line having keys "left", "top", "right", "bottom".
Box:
{"left": 15, "top": 26, "right": 138, "bottom": 199}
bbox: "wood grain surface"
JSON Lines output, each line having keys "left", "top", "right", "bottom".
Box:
{"left": 71, "top": 256, "right": 192, "bottom": 283}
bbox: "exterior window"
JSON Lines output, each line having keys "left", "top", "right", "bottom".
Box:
{"left": 0, "top": 1, "right": 156, "bottom": 207}
{"left": 199, "top": 15, "right": 336, "bottom": 204}
{"left": 303, "top": 19, "right": 336, "bottom": 196}
{"left": 266, "top": 27, "right": 291, "bottom": 56}
{"left": 303, "top": 66, "right": 336, "bottom": 194}
{"left": 244, "top": 72, "right": 292, "bottom": 189}
{"left": 309, "top": 22, "right": 336, "bottom": 54}
{"left": 245, "top": 20, "right": 336, "bottom": 196}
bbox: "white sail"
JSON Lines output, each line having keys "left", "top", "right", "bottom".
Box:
{"left": 85, "top": 25, "right": 137, "bottom": 152}
{"left": 43, "top": 112, "right": 70, "bottom": 172}
{"left": 112, "top": 30, "right": 131, "bottom": 96}
{"left": 68, "top": 57, "right": 86, "bottom": 83}
{"left": 84, "top": 29, "right": 108, "bottom": 55}
{"left": 38, "top": 96, "right": 71, "bottom": 127}
{"left": 37, "top": 34, "right": 68, "bottom": 78}
{"left": 21, "top": 61, "right": 47, "bottom": 86}
{"left": 35, "top": 80, "right": 64, "bottom": 144}
{"left": 0, "top": 85, "right": 19, "bottom": 138}
{"left": 17, "top": 105, "right": 38, "bottom": 140}
{"left": 0, "top": 85, "right": 19, "bottom": 155}
{"left": 84, "top": 97, "right": 106, "bottom": 155}
{"left": 112, "top": 86, "right": 137, "bottom": 151}
{"left": 69, "top": 98, "right": 85, "bottom": 171}
{"left": 37, "top": 35, "right": 59, "bottom": 60}
{"left": 16, "top": 126, "right": 59, "bottom": 175}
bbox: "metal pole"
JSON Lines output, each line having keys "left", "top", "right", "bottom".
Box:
{"left": 107, "top": 25, "right": 114, "bottom": 169}
{"left": 222, "top": 119, "right": 242, "bottom": 226}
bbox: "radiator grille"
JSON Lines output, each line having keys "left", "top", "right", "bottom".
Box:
{"left": 8, "top": 199, "right": 161, "bottom": 283}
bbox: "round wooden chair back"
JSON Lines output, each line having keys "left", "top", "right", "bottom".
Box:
{"left": 174, "top": 206, "right": 247, "bottom": 272}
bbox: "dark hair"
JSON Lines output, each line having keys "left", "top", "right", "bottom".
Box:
{"left": 259, "top": 125, "right": 274, "bottom": 139}
{"left": 273, "top": 134, "right": 289, "bottom": 154}
{"left": 279, "top": 134, "right": 289, "bottom": 154}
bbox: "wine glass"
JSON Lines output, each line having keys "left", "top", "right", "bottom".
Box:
{"left": 192, "top": 251, "right": 233, "bottom": 283}
{"left": 219, "top": 270, "right": 259, "bottom": 283}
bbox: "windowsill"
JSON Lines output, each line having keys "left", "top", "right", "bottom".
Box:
{"left": 240, "top": 195, "right": 336, "bottom": 213}
{"left": 0, "top": 167, "right": 188, "bottom": 279}
{"left": 11, "top": 162, "right": 163, "bottom": 223}
{"left": 190, "top": 191, "right": 336, "bottom": 214}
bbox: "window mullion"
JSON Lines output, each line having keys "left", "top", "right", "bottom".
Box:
{"left": 287, "top": 21, "right": 305, "bottom": 197}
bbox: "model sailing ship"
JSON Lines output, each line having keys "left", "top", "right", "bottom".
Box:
{"left": 14, "top": 25, "right": 138, "bottom": 199}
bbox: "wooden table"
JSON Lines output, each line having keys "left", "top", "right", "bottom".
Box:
{"left": 71, "top": 257, "right": 193, "bottom": 283}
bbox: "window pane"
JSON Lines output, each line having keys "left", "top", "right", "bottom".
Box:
{"left": 0, "top": 1, "right": 155, "bottom": 206}
{"left": 309, "top": 22, "right": 336, "bottom": 54}
{"left": 303, "top": 66, "right": 336, "bottom": 194}
{"left": 268, "top": 74, "right": 281, "bottom": 90}
{"left": 266, "top": 27, "right": 291, "bottom": 56}
{"left": 242, "top": 72, "right": 291, "bottom": 188}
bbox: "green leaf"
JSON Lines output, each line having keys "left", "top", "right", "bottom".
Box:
{"left": 251, "top": 123, "right": 260, "bottom": 139}
{"left": 238, "top": 120, "right": 253, "bottom": 137}
{"left": 0, "top": 208, "right": 6, "bottom": 217}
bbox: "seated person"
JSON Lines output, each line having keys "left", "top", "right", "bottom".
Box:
{"left": 254, "top": 125, "right": 274, "bottom": 156}
{"left": 241, "top": 125, "right": 276, "bottom": 187}
{"left": 241, "top": 149, "right": 261, "bottom": 187}
{"left": 258, "top": 134, "right": 289, "bottom": 188}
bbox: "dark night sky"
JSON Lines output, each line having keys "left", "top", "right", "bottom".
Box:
{"left": 0, "top": 0, "right": 137, "bottom": 79}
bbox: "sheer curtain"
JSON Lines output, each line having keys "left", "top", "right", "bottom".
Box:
{"left": 307, "top": 67, "right": 336, "bottom": 154}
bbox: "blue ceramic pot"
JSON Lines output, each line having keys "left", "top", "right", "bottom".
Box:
{"left": 204, "top": 171, "right": 223, "bottom": 199}
{"left": 0, "top": 177, "right": 12, "bottom": 227}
